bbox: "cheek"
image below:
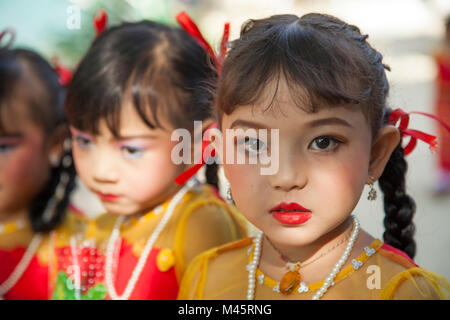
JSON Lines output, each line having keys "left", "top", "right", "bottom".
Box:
{"left": 310, "top": 144, "right": 370, "bottom": 212}
{"left": 224, "top": 162, "right": 264, "bottom": 221}
{"left": 72, "top": 146, "right": 91, "bottom": 184}
{"left": 0, "top": 143, "right": 49, "bottom": 208}
{"left": 125, "top": 147, "right": 182, "bottom": 202}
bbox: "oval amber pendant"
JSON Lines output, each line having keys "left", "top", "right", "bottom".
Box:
{"left": 279, "top": 270, "right": 301, "bottom": 294}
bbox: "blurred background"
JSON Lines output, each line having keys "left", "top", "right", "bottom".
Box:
{"left": 1, "top": 0, "right": 449, "bottom": 280}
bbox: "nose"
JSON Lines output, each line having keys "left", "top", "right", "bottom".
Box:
{"left": 92, "top": 149, "right": 119, "bottom": 184}
{"left": 269, "top": 146, "right": 307, "bottom": 192}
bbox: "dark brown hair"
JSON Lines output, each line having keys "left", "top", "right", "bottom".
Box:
{"left": 65, "top": 20, "right": 217, "bottom": 134}
{"left": 217, "top": 13, "right": 417, "bottom": 258}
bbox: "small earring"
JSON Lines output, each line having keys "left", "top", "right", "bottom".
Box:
{"left": 367, "top": 175, "right": 377, "bottom": 201}
{"left": 226, "top": 182, "right": 233, "bottom": 202}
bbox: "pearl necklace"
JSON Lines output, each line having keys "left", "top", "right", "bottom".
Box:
{"left": 247, "top": 214, "right": 360, "bottom": 300}
{"left": 104, "top": 178, "right": 198, "bottom": 300}
{"left": 0, "top": 233, "right": 43, "bottom": 297}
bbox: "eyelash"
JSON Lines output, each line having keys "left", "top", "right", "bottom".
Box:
{"left": 121, "top": 146, "right": 144, "bottom": 159}
{"left": 309, "top": 136, "right": 343, "bottom": 152}
{"left": 0, "top": 143, "right": 18, "bottom": 155}
{"left": 74, "top": 132, "right": 146, "bottom": 160}
{"left": 236, "top": 137, "right": 267, "bottom": 154}
{"left": 74, "top": 135, "right": 92, "bottom": 149}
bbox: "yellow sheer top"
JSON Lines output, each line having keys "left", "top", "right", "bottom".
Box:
{"left": 49, "top": 184, "right": 247, "bottom": 300}
{"left": 179, "top": 237, "right": 449, "bottom": 300}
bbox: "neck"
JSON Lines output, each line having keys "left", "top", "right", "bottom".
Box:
{"left": 261, "top": 216, "right": 354, "bottom": 271}
{"left": 134, "top": 183, "right": 186, "bottom": 218}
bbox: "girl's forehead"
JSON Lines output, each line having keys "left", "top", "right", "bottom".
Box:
{"left": 0, "top": 100, "right": 39, "bottom": 135}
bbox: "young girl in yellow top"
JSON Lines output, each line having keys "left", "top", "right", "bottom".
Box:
{"left": 49, "top": 14, "right": 246, "bottom": 300}
{"left": 0, "top": 31, "right": 77, "bottom": 299}
{"left": 179, "top": 13, "right": 450, "bottom": 300}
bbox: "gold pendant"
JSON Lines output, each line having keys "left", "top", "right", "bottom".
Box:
{"left": 279, "top": 270, "right": 301, "bottom": 294}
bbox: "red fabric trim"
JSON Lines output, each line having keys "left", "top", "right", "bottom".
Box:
{"left": 380, "top": 243, "right": 418, "bottom": 267}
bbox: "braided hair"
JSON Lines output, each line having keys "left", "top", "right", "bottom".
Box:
{"left": 0, "top": 48, "right": 76, "bottom": 233}
{"left": 216, "top": 13, "right": 417, "bottom": 258}
{"left": 378, "top": 110, "right": 416, "bottom": 258}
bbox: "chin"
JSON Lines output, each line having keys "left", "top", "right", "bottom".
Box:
{"left": 265, "top": 225, "right": 318, "bottom": 246}
{"left": 101, "top": 202, "right": 138, "bottom": 216}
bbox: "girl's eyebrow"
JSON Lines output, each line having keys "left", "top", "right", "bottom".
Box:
{"left": 230, "top": 117, "right": 354, "bottom": 130}
{"left": 306, "top": 117, "right": 354, "bottom": 129}
{"left": 116, "top": 134, "right": 159, "bottom": 140}
{"left": 230, "top": 120, "right": 268, "bottom": 129}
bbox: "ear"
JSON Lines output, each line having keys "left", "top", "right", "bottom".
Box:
{"left": 47, "top": 125, "right": 70, "bottom": 167}
{"left": 367, "top": 125, "right": 400, "bottom": 182}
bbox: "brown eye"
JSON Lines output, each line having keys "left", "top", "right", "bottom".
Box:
{"left": 310, "top": 136, "right": 339, "bottom": 151}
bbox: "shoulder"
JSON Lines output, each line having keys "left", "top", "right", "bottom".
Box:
{"left": 380, "top": 267, "right": 450, "bottom": 300}
{"left": 174, "top": 184, "right": 247, "bottom": 238}
{"left": 178, "top": 237, "right": 253, "bottom": 300}
{"left": 377, "top": 244, "right": 449, "bottom": 300}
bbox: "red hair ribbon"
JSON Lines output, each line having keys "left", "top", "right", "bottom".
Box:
{"left": 218, "top": 22, "right": 230, "bottom": 74}
{"left": 176, "top": 11, "right": 230, "bottom": 74}
{"left": 93, "top": 8, "right": 108, "bottom": 37}
{"left": 51, "top": 56, "right": 73, "bottom": 86}
{"left": 388, "top": 108, "right": 450, "bottom": 155}
{"left": 0, "top": 28, "right": 15, "bottom": 49}
{"left": 174, "top": 122, "right": 219, "bottom": 186}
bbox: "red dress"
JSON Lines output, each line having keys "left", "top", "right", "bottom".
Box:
{"left": 0, "top": 222, "right": 48, "bottom": 300}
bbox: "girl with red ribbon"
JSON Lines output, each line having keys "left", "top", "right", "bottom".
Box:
{"left": 179, "top": 13, "right": 450, "bottom": 300}
{"left": 48, "top": 13, "right": 246, "bottom": 300}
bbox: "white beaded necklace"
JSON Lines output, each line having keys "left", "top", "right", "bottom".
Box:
{"left": 0, "top": 233, "right": 43, "bottom": 298}
{"left": 104, "top": 178, "right": 198, "bottom": 300}
{"left": 247, "top": 214, "right": 360, "bottom": 300}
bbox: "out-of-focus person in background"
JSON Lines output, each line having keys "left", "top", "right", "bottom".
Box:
{"left": 432, "top": 15, "right": 450, "bottom": 195}
{"left": 0, "top": 30, "right": 77, "bottom": 299}
{"left": 49, "top": 14, "right": 247, "bottom": 300}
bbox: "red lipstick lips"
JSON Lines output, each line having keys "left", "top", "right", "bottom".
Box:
{"left": 97, "top": 192, "right": 120, "bottom": 202}
{"left": 270, "top": 202, "right": 312, "bottom": 225}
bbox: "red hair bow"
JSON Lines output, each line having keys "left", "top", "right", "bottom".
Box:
{"left": 93, "top": 9, "right": 108, "bottom": 37}
{"left": 174, "top": 122, "right": 219, "bottom": 186}
{"left": 388, "top": 108, "right": 450, "bottom": 155}
{"left": 176, "top": 11, "right": 230, "bottom": 75}
{"left": 51, "top": 57, "right": 73, "bottom": 86}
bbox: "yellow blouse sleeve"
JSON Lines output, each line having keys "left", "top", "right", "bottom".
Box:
{"left": 379, "top": 267, "right": 450, "bottom": 300}
{"left": 173, "top": 198, "right": 247, "bottom": 281}
{"left": 177, "top": 247, "right": 218, "bottom": 300}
